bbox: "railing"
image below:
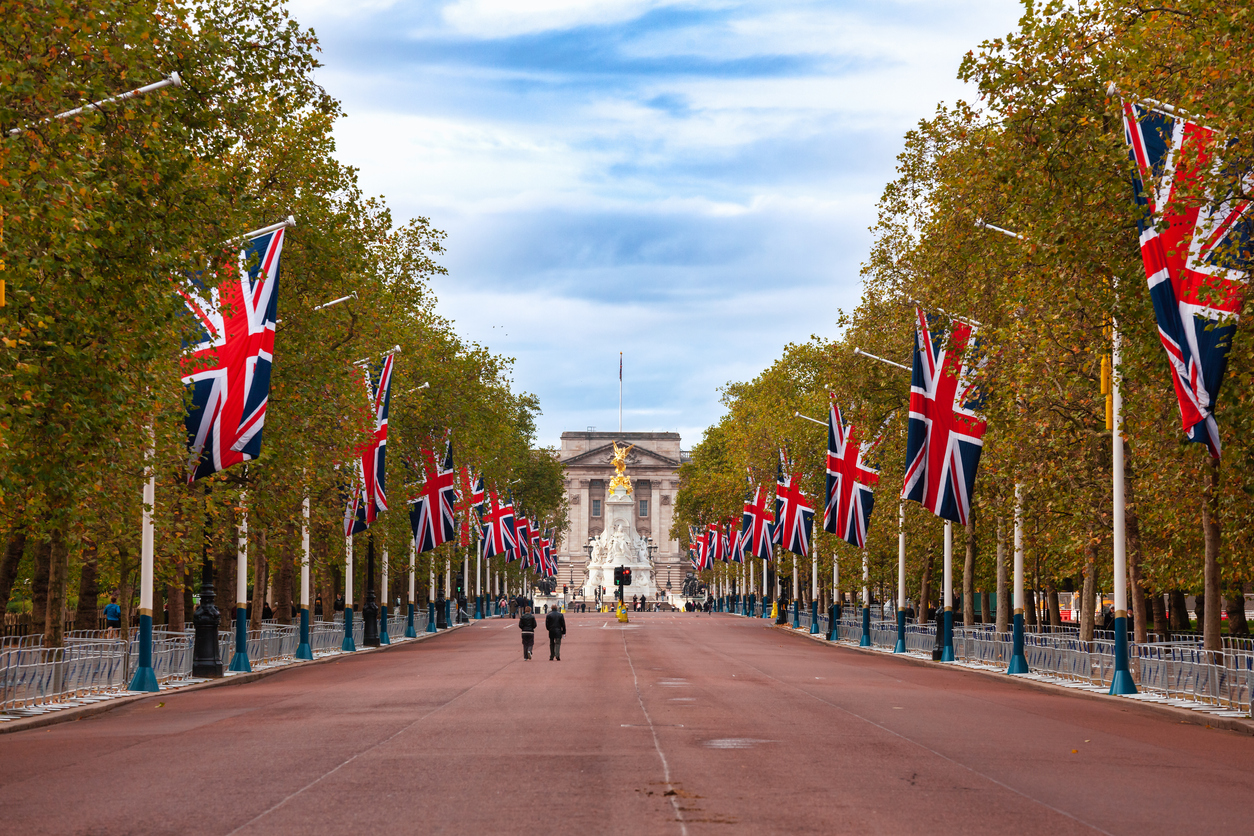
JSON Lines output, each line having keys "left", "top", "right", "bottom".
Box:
{"left": 734, "top": 607, "right": 1253, "bottom": 714}
{"left": 1, "top": 606, "right": 457, "bottom": 716}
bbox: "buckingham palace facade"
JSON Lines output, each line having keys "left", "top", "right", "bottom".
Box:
{"left": 556, "top": 430, "right": 687, "bottom": 599}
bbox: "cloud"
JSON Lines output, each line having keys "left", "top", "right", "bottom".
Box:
{"left": 441, "top": 0, "right": 709, "bottom": 39}
{"left": 286, "top": 0, "right": 1026, "bottom": 446}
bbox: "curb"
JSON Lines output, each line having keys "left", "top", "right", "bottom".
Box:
{"left": 766, "top": 622, "right": 1254, "bottom": 737}
{"left": 0, "top": 621, "right": 474, "bottom": 737}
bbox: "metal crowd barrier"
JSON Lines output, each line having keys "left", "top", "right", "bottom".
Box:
{"left": 731, "top": 606, "right": 1252, "bottom": 714}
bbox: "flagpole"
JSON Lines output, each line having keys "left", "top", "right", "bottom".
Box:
{"left": 128, "top": 424, "right": 159, "bottom": 692}
{"left": 1008, "top": 485, "right": 1029, "bottom": 673}
{"left": 229, "top": 499, "right": 251, "bottom": 671}
{"left": 859, "top": 552, "right": 871, "bottom": 646}
{"left": 426, "top": 555, "right": 437, "bottom": 633}
{"left": 829, "top": 551, "right": 839, "bottom": 640}
{"left": 810, "top": 544, "right": 819, "bottom": 634}
{"left": 475, "top": 537, "right": 484, "bottom": 620}
{"left": 342, "top": 534, "right": 356, "bottom": 651}
{"left": 618, "top": 352, "right": 623, "bottom": 433}
{"left": 894, "top": 502, "right": 907, "bottom": 653}
{"left": 942, "top": 520, "right": 955, "bottom": 661}
{"left": 379, "top": 544, "right": 391, "bottom": 644}
{"left": 1110, "top": 308, "right": 1137, "bottom": 694}
{"left": 295, "top": 492, "right": 313, "bottom": 659}
{"left": 406, "top": 540, "right": 417, "bottom": 637}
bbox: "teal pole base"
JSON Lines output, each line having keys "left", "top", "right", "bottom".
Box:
{"left": 941, "top": 609, "right": 955, "bottom": 661}
{"left": 475, "top": 596, "right": 484, "bottom": 620}
{"left": 791, "top": 601, "right": 800, "bottom": 629}
{"left": 1110, "top": 668, "right": 1137, "bottom": 695}
{"left": 810, "top": 601, "right": 819, "bottom": 634}
{"left": 405, "top": 603, "right": 418, "bottom": 638}
{"left": 859, "top": 606, "right": 871, "bottom": 646}
{"left": 129, "top": 665, "right": 159, "bottom": 692}
{"left": 1109, "top": 615, "right": 1137, "bottom": 694}
{"left": 1008, "top": 611, "right": 1029, "bottom": 674}
{"left": 342, "top": 607, "right": 357, "bottom": 652}
{"left": 295, "top": 607, "right": 313, "bottom": 660}
{"left": 828, "top": 604, "right": 840, "bottom": 641}
{"left": 894, "top": 609, "right": 906, "bottom": 653}
{"left": 426, "top": 601, "right": 437, "bottom": 633}
{"left": 128, "top": 613, "right": 160, "bottom": 692}
{"left": 443, "top": 598, "right": 451, "bottom": 627}
{"left": 229, "top": 607, "right": 251, "bottom": 672}
{"left": 379, "top": 605, "right": 391, "bottom": 645}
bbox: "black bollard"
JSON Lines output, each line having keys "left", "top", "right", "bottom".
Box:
{"left": 363, "top": 533, "right": 380, "bottom": 647}
{"left": 192, "top": 511, "right": 223, "bottom": 678}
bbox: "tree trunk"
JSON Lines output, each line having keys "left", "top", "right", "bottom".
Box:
{"left": 167, "top": 570, "right": 184, "bottom": 629}
{"left": 1201, "top": 457, "right": 1222, "bottom": 652}
{"left": 318, "top": 535, "right": 334, "bottom": 623}
{"left": 1169, "top": 590, "right": 1190, "bottom": 632}
{"left": 218, "top": 525, "right": 236, "bottom": 630}
{"left": 275, "top": 526, "right": 294, "bottom": 625}
{"left": 250, "top": 528, "right": 268, "bottom": 629}
{"left": 73, "top": 542, "right": 99, "bottom": 630}
{"left": 1046, "top": 582, "right": 1062, "bottom": 627}
{"left": 44, "top": 530, "right": 68, "bottom": 647}
{"left": 31, "top": 537, "right": 52, "bottom": 637}
{"left": 918, "top": 545, "right": 933, "bottom": 625}
{"left": 1150, "top": 592, "right": 1167, "bottom": 636}
{"left": 1079, "top": 535, "right": 1097, "bottom": 641}
{"left": 1225, "top": 583, "right": 1249, "bottom": 637}
{"left": 1124, "top": 439, "right": 1148, "bottom": 643}
{"left": 980, "top": 588, "right": 991, "bottom": 624}
{"left": 995, "top": 518, "right": 1008, "bottom": 632}
{"left": 116, "top": 546, "right": 135, "bottom": 634}
{"left": 0, "top": 528, "right": 26, "bottom": 613}
{"left": 963, "top": 519, "right": 976, "bottom": 626}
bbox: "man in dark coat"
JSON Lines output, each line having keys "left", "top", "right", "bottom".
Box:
{"left": 518, "top": 607, "right": 537, "bottom": 660}
{"left": 545, "top": 606, "right": 567, "bottom": 661}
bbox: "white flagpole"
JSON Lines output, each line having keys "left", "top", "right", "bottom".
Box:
{"left": 619, "top": 352, "right": 623, "bottom": 433}
{"left": 228, "top": 497, "right": 251, "bottom": 672}
{"left": 296, "top": 494, "right": 312, "bottom": 659}
{"left": 9, "top": 74, "right": 181, "bottom": 136}
{"left": 942, "top": 520, "right": 954, "bottom": 660}
{"left": 894, "top": 501, "right": 907, "bottom": 652}
{"left": 128, "top": 424, "right": 158, "bottom": 691}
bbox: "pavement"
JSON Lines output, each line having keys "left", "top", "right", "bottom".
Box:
{"left": 2, "top": 613, "right": 1252, "bottom": 835}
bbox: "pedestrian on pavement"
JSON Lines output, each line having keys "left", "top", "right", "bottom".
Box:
{"left": 104, "top": 596, "right": 121, "bottom": 635}
{"left": 519, "top": 606, "right": 537, "bottom": 660}
{"left": 546, "top": 605, "right": 566, "bottom": 661}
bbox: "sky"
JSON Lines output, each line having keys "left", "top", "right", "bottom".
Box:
{"left": 286, "top": 0, "right": 1026, "bottom": 449}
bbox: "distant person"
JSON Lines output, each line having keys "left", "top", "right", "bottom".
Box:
{"left": 519, "top": 607, "right": 537, "bottom": 660}
{"left": 262, "top": 601, "right": 274, "bottom": 620}
{"left": 546, "top": 605, "right": 566, "bottom": 661}
{"left": 104, "top": 596, "right": 121, "bottom": 634}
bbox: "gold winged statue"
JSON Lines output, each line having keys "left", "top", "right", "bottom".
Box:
{"left": 609, "top": 441, "right": 635, "bottom": 494}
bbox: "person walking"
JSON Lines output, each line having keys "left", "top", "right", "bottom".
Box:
{"left": 546, "top": 605, "right": 566, "bottom": 661}
{"left": 519, "top": 606, "right": 537, "bottom": 660}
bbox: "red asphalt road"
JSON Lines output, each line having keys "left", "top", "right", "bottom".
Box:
{"left": 2, "top": 613, "right": 1252, "bottom": 835}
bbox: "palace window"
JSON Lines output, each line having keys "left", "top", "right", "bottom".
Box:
{"left": 639, "top": 499, "right": 649, "bottom": 517}
{"left": 591, "top": 499, "right": 602, "bottom": 517}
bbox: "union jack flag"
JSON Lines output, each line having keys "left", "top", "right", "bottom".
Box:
{"left": 456, "top": 467, "right": 481, "bottom": 548}
{"left": 902, "top": 307, "right": 986, "bottom": 525}
{"left": 706, "top": 523, "right": 723, "bottom": 564}
{"left": 409, "top": 439, "right": 457, "bottom": 554}
{"left": 515, "top": 515, "right": 531, "bottom": 567}
{"left": 773, "top": 454, "right": 814, "bottom": 558}
{"left": 481, "top": 490, "right": 516, "bottom": 560}
{"left": 727, "top": 519, "right": 744, "bottom": 564}
{"left": 342, "top": 468, "right": 367, "bottom": 537}
{"left": 180, "top": 226, "right": 286, "bottom": 481}
{"left": 741, "top": 485, "right": 774, "bottom": 563}
{"left": 358, "top": 355, "right": 394, "bottom": 523}
{"left": 824, "top": 395, "right": 882, "bottom": 548}
{"left": 1121, "top": 99, "right": 1254, "bottom": 458}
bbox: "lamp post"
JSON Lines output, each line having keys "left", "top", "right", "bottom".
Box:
{"left": 406, "top": 539, "right": 418, "bottom": 637}
{"left": 192, "top": 506, "right": 223, "bottom": 678}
